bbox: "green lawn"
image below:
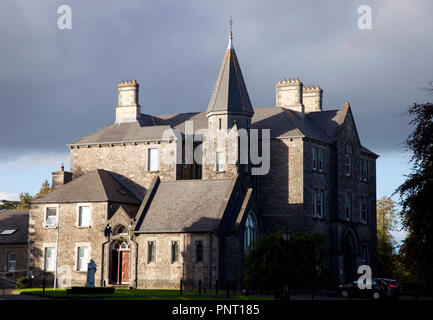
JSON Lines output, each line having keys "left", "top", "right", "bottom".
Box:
{"left": 16, "top": 288, "right": 272, "bottom": 300}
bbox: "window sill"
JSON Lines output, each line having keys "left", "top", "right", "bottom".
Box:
{"left": 147, "top": 170, "right": 160, "bottom": 173}
{"left": 77, "top": 226, "right": 91, "bottom": 229}
{"left": 215, "top": 170, "right": 226, "bottom": 173}
{"left": 44, "top": 225, "right": 57, "bottom": 229}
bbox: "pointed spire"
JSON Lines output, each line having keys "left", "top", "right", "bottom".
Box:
{"left": 227, "top": 17, "right": 233, "bottom": 50}
{"left": 207, "top": 20, "right": 254, "bottom": 116}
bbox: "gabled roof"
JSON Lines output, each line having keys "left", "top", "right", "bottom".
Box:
{"left": 206, "top": 34, "right": 254, "bottom": 116}
{"left": 31, "top": 169, "right": 141, "bottom": 204}
{"left": 0, "top": 209, "right": 28, "bottom": 244}
{"left": 136, "top": 178, "right": 237, "bottom": 233}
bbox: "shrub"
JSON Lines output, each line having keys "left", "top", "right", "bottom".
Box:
{"left": 16, "top": 276, "right": 30, "bottom": 289}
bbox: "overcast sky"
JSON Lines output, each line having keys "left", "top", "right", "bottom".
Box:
{"left": 1, "top": 0, "right": 433, "bottom": 228}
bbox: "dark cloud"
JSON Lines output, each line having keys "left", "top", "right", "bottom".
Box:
{"left": 1, "top": 0, "right": 432, "bottom": 161}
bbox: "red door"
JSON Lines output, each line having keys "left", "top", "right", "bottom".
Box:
{"left": 121, "top": 251, "right": 130, "bottom": 284}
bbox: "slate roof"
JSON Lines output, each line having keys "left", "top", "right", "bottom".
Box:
{"left": 31, "top": 169, "right": 141, "bottom": 204}
{"left": 206, "top": 38, "right": 254, "bottom": 116}
{"left": 137, "top": 179, "right": 236, "bottom": 233}
{"left": 0, "top": 209, "right": 28, "bottom": 244}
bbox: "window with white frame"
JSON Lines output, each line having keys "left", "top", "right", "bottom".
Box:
{"left": 216, "top": 151, "right": 224, "bottom": 172}
{"left": 171, "top": 241, "right": 179, "bottom": 263}
{"left": 44, "top": 247, "right": 55, "bottom": 271}
{"left": 318, "top": 149, "right": 324, "bottom": 172}
{"left": 77, "top": 247, "right": 89, "bottom": 271}
{"left": 360, "top": 197, "right": 368, "bottom": 224}
{"left": 148, "top": 148, "right": 159, "bottom": 171}
{"left": 312, "top": 147, "right": 318, "bottom": 171}
{"left": 345, "top": 193, "right": 352, "bottom": 221}
{"left": 78, "top": 206, "right": 90, "bottom": 227}
{"left": 7, "top": 253, "right": 17, "bottom": 272}
{"left": 345, "top": 143, "right": 352, "bottom": 176}
{"left": 312, "top": 189, "right": 324, "bottom": 218}
{"left": 45, "top": 207, "right": 57, "bottom": 227}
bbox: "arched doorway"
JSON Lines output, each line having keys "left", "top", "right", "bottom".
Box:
{"left": 342, "top": 232, "right": 357, "bottom": 283}
{"left": 110, "top": 240, "right": 130, "bottom": 285}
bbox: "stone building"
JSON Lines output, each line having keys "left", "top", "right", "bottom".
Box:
{"left": 0, "top": 209, "right": 29, "bottom": 280}
{"left": 28, "top": 30, "right": 378, "bottom": 289}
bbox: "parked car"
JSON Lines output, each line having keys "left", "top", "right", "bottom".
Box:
{"left": 338, "top": 278, "right": 401, "bottom": 300}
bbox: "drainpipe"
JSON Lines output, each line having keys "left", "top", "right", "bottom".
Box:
{"left": 129, "top": 222, "right": 139, "bottom": 289}
{"left": 101, "top": 224, "right": 111, "bottom": 287}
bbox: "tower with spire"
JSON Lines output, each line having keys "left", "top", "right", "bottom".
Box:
{"left": 202, "top": 18, "right": 255, "bottom": 179}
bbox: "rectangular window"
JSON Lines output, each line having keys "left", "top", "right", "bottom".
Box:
{"left": 312, "top": 189, "right": 324, "bottom": 218}
{"left": 195, "top": 240, "right": 203, "bottom": 263}
{"left": 148, "top": 148, "right": 159, "bottom": 171}
{"left": 345, "top": 193, "right": 352, "bottom": 221}
{"left": 345, "top": 154, "right": 352, "bottom": 176}
{"left": 78, "top": 206, "right": 90, "bottom": 227}
{"left": 7, "top": 253, "right": 17, "bottom": 272}
{"left": 45, "top": 207, "right": 57, "bottom": 227}
{"left": 360, "top": 197, "right": 368, "bottom": 224}
{"left": 361, "top": 245, "right": 369, "bottom": 264}
{"left": 312, "top": 147, "right": 318, "bottom": 171}
{"left": 362, "top": 160, "right": 368, "bottom": 182}
{"left": 216, "top": 152, "right": 224, "bottom": 172}
{"left": 77, "top": 247, "right": 88, "bottom": 271}
{"left": 148, "top": 241, "right": 155, "bottom": 263}
{"left": 359, "top": 159, "right": 363, "bottom": 181}
{"left": 318, "top": 149, "right": 324, "bottom": 172}
{"left": 44, "top": 247, "right": 55, "bottom": 271}
{"left": 171, "top": 241, "right": 179, "bottom": 263}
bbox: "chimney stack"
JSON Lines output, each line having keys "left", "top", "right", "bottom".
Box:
{"left": 115, "top": 80, "right": 140, "bottom": 123}
{"left": 303, "top": 86, "right": 323, "bottom": 113}
{"left": 52, "top": 164, "right": 72, "bottom": 189}
{"left": 275, "top": 79, "right": 305, "bottom": 115}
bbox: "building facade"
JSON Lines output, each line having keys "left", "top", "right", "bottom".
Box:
{"left": 0, "top": 209, "right": 29, "bottom": 281}
{"left": 28, "top": 31, "right": 378, "bottom": 289}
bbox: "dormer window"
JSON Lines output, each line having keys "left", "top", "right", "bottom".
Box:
{"left": 345, "top": 143, "right": 353, "bottom": 177}
{"left": 216, "top": 152, "right": 225, "bottom": 172}
{"left": 148, "top": 148, "right": 159, "bottom": 171}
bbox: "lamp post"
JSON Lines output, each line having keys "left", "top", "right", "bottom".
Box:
{"left": 282, "top": 229, "right": 291, "bottom": 300}
{"left": 54, "top": 210, "right": 60, "bottom": 291}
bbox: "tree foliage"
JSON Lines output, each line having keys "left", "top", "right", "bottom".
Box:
{"left": 243, "top": 232, "right": 328, "bottom": 292}
{"left": 376, "top": 196, "right": 399, "bottom": 278}
{"left": 34, "top": 180, "right": 52, "bottom": 198}
{"left": 397, "top": 102, "right": 433, "bottom": 286}
{"left": 0, "top": 180, "right": 52, "bottom": 211}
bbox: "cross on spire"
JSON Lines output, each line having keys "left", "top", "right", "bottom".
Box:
{"left": 229, "top": 16, "right": 233, "bottom": 38}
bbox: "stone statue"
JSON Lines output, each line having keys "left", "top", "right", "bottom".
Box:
{"left": 86, "top": 259, "right": 97, "bottom": 288}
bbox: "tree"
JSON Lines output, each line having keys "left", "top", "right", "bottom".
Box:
{"left": 376, "top": 196, "right": 399, "bottom": 278}
{"left": 34, "top": 180, "right": 52, "bottom": 198}
{"left": 16, "top": 192, "right": 32, "bottom": 209}
{"left": 0, "top": 200, "right": 18, "bottom": 210}
{"left": 243, "top": 232, "right": 327, "bottom": 293}
{"left": 397, "top": 102, "right": 433, "bottom": 287}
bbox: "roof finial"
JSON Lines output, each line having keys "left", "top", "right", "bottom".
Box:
{"left": 227, "top": 17, "right": 233, "bottom": 50}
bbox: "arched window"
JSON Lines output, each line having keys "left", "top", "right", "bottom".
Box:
{"left": 345, "top": 143, "right": 352, "bottom": 176}
{"left": 113, "top": 225, "right": 128, "bottom": 236}
{"left": 244, "top": 212, "right": 258, "bottom": 254}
